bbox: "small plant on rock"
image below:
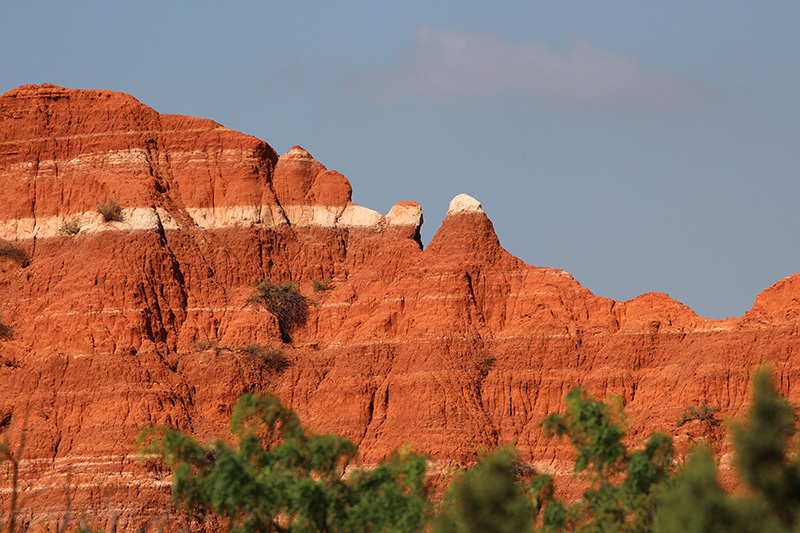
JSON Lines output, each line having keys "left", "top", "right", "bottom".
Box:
{"left": 97, "top": 197, "right": 124, "bottom": 222}
{"left": 0, "top": 241, "right": 28, "bottom": 266}
{"left": 312, "top": 278, "right": 333, "bottom": 292}
{"left": 240, "top": 343, "right": 289, "bottom": 374}
{"left": 194, "top": 338, "right": 213, "bottom": 351}
{"left": 0, "top": 316, "right": 11, "bottom": 340}
{"left": 59, "top": 216, "right": 82, "bottom": 236}
{"left": 247, "top": 278, "right": 308, "bottom": 342}
{"left": 473, "top": 353, "right": 496, "bottom": 381}
{"left": 677, "top": 402, "right": 720, "bottom": 429}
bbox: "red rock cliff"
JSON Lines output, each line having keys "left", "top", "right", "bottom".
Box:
{"left": 1, "top": 85, "right": 799, "bottom": 531}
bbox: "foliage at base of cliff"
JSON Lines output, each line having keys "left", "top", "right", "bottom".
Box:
{"left": 111, "top": 368, "right": 800, "bottom": 531}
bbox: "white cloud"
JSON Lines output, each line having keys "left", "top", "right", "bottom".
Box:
{"left": 357, "top": 25, "right": 708, "bottom": 109}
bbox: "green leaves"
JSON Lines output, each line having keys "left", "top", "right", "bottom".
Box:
{"left": 657, "top": 369, "right": 800, "bottom": 533}
{"left": 542, "top": 386, "right": 628, "bottom": 485}
{"left": 656, "top": 446, "right": 741, "bottom": 533}
{"left": 541, "top": 387, "right": 674, "bottom": 532}
{"left": 733, "top": 369, "right": 800, "bottom": 525}
{"left": 136, "top": 369, "right": 800, "bottom": 532}
{"left": 138, "top": 392, "right": 429, "bottom": 532}
{"left": 624, "top": 431, "right": 673, "bottom": 498}
{"left": 433, "top": 448, "right": 535, "bottom": 533}
{"left": 345, "top": 449, "right": 430, "bottom": 532}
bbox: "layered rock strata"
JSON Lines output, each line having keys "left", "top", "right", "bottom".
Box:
{"left": 1, "top": 85, "right": 799, "bottom": 530}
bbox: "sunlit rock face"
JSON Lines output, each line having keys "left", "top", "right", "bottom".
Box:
{"left": 2, "top": 84, "right": 799, "bottom": 530}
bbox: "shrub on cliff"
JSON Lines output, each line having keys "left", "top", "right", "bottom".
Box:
{"left": 240, "top": 343, "right": 289, "bottom": 374}
{"left": 0, "top": 241, "right": 28, "bottom": 266}
{"left": 138, "top": 392, "right": 430, "bottom": 532}
{"left": 59, "top": 216, "right": 82, "bottom": 236}
{"left": 97, "top": 197, "right": 124, "bottom": 222}
{"left": 312, "top": 278, "right": 333, "bottom": 292}
{"left": 0, "top": 315, "right": 10, "bottom": 340}
{"left": 247, "top": 278, "right": 308, "bottom": 342}
{"left": 677, "top": 402, "right": 720, "bottom": 429}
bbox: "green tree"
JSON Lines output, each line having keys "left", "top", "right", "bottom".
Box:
{"left": 733, "top": 369, "right": 800, "bottom": 527}
{"left": 134, "top": 369, "right": 800, "bottom": 533}
{"left": 656, "top": 446, "right": 759, "bottom": 533}
{"left": 658, "top": 369, "right": 800, "bottom": 533}
{"left": 432, "top": 448, "right": 535, "bottom": 533}
{"left": 138, "top": 393, "right": 429, "bottom": 532}
{"left": 542, "top": 388, "right": 628, "bottom": 486}
{"left": 541, "top": 386, "right": 674, "bottom": 532}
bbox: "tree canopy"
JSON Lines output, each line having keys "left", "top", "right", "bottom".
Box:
{"left": 137, "top": 393, "right": 429, "bottom": 532}
{"left": 135, "top": 368, "right": 800, "bottom": 532}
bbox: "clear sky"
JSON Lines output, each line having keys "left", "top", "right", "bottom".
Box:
{"left": 2, "top": 2, "right": 799, "bottom": 319}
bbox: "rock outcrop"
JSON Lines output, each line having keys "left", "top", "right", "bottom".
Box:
{"left": 1, "top": 85, "right": 799, "bottom": 530}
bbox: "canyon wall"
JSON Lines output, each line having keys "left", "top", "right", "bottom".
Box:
{"left": 1, "top": 85, "right": 799, "bottom": 531}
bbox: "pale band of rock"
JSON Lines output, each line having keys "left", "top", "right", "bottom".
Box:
{"left": 0, "top": 202, "right": 423, "bottom": 240}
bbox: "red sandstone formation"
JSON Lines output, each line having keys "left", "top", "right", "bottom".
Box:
{"left": 1, "top": 84, "right": 799, "bottom": 530}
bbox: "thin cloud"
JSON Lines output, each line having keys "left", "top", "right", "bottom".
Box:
{"left": 356, "top": 25, "right": 708, "bottom": 109}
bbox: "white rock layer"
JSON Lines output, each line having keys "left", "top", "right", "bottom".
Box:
{"left": 447, "top": 194, "right": 484, "bottom": 216}
{"left": 0, "top": 201, "right": 424, "bottom": 240}
{"left": 386, "top": 202, "right": 423, "bottom": 227}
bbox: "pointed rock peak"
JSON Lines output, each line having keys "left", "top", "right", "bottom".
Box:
{"left": 745, "top": 273, "right": 800, "bottom": 324}
{"left": 447, "top": 194, "right": 485, "bottom": 216}
{"left": 426, "top": 194, "right": 516, "bottom": 265}
{"left": 284, "top": 146, "right": 313, "bottom": 159}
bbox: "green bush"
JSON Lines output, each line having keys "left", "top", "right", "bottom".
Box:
{"left": 120, "top": 368, "right": 800, "bottom": 532}
{"left": 59, "top": 216, "right": 82, "bottom": 236}
{"left": 97, "top": 197, "right": 124, "bottom": 222}
{"left": 312, "top": 278, "right": 333, "bottom": 292}
{"left": 247, "top": 278, "right": 308, "bottom": 342}
{"left": 240, "top": 343, "right": 289, "bottom": 374}
{"left": 677, "top": 402, "right": 720, "bottom": 428}
{"left": 433, "top": 448, "right": 536, "bottom": 533}
{"left": 658, "top": 369, "right": 800, "bottom": 532}
{"left": 137, "top": 393, "right": 430, "bottom": 532}
{"left": 537, "top": 370, "right": 800, "bottom": 533}
{"left": 540, "top": 386, "right": 674, "bottom": 531}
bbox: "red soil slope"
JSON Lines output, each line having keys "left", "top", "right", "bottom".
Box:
{"left": 1, "top": 85, "right": 798, "bottom": 531}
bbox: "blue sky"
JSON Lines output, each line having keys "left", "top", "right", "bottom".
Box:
{"left": 2, "top": 2, "right": 799, "bottom": 319}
